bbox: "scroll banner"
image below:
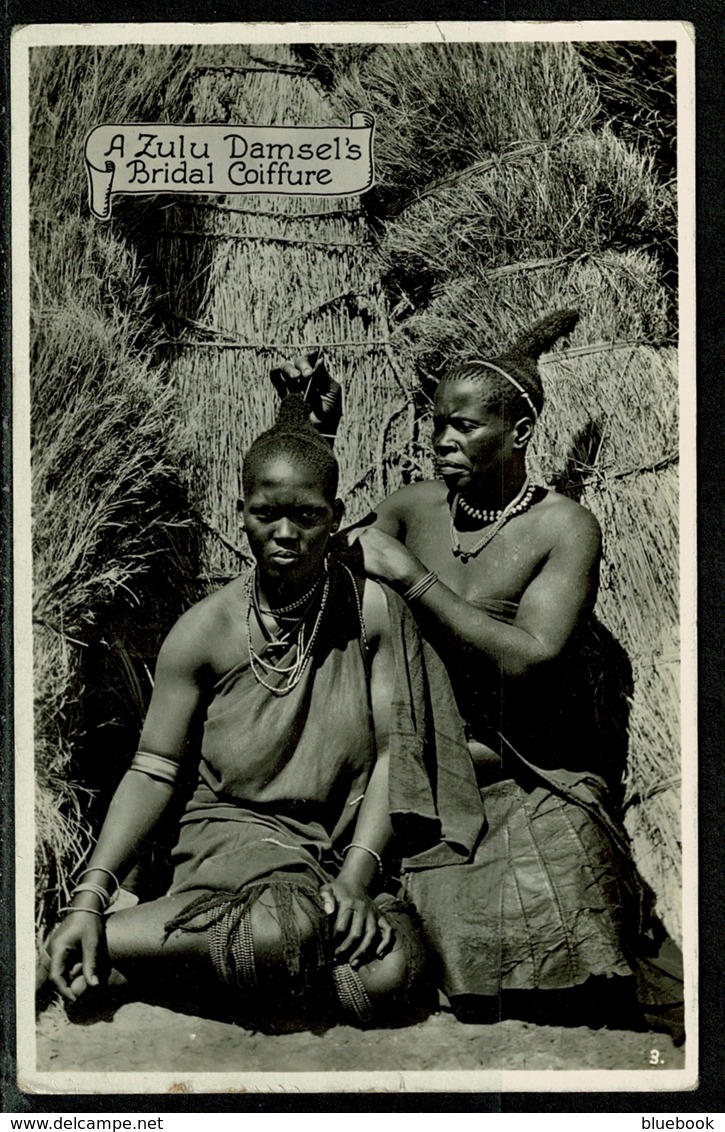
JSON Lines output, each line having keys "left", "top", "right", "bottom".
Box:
{"left": 85, "top": 112, "right": 375, "bottom": 220}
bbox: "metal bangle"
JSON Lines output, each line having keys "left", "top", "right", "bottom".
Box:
{"left": 403, "top": 571, "right": 439, "bottom": 603}
{"left": 71, "top": 883, "right": 110, "bottom": 907}
{"left": 130, "top": 750, "right": 180, "bottom": 786}
{"left": 342, "top": 842, "right": 383, "bottom": 872}
{"left": 59, "top": 906, "right": 104, "bottom": 918}
{"left": 77, "top": 866, "right": 119, "bottom": 897}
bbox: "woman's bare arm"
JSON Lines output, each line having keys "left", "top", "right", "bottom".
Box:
{"left": 352, "top": 504, "right": 601, "bottom": 679}
{"left": 47, "top": 606, "right": 212, "bottom": 999}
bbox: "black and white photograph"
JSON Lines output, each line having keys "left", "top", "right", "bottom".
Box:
{"left": 12, "top": 20, "right": 696, "bottom": 1094}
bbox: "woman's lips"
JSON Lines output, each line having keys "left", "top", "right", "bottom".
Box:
{"left": 436, "top": 461, "right": 468, "bottom": 475}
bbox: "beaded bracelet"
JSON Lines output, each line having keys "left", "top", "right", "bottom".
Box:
{"left": 342, "top": 842, "right": 383, "bottom": 872}
{"left": 403, "top": 571, "right": 439, "bottom": 603}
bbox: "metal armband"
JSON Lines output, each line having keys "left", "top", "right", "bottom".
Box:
{"left": 129, "top": 750, "right": 181, "bottom": 786}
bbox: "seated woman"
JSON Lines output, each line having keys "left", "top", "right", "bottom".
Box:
{"left": 42, "top": 396, "right": 424, "bottom": 1026}
{"left": 276, "top": 314, "right": 684, "bottom": 1035}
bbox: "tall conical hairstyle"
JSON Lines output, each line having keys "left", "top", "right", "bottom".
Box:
{"left": 242, "top": 393, "right": 339, "bottom": 501}
{"left": 441, "top": 308, "right": 580, "bottom": 420}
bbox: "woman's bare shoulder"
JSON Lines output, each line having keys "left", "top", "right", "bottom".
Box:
{"left": 377, "top": 479, "right": 447, "bottom": 519}
{"left": 159, "top": 575, "right": 247, "bottom": 671}
{"left": 538, "top": 489, "right": 602, "bottom": 549}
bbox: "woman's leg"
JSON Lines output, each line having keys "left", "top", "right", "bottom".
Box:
{"left": 331, "top": 895, "right": 429, "bottom": 1024}
{"left": 105, "top": 893, "right": 214, "bottom": 962}
{"left": 103, "top": 882, "right": 330, "bottom": 1003}
{"left": 56, "top": 894, "right": 219, "bottom": 998}
{"left": 55, "top": 886, "right": 428, "bottom": 1025}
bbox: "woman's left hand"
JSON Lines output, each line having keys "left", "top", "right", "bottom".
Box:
{"left": 341, "top": 525, "right": 424, "bottom": 591}
{"left": 319, "top": 878, "right": 394, "bottom": 968}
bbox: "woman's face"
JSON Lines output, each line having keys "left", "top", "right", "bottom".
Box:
{"left": 243, "top": 456, "right": 341, "bottom": 590}
{"left": 432, "top": 378, "right": 516, "bottom": 494}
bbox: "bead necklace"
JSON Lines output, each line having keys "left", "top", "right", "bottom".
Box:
{"left": 252, "top": 575, "right": 322, "bottom": 629}
{"left": 248, "top": 578, "right": 305, "bottom": 677}
{"left": 450, "top": 478, "right": 536, "bottom": 562}
{"left": 340, "top": 562, "right": 368, "bottom": 653}
{"left": 256, "top": 573, "right": 324, "bottom": 617}
{"left": 250, "top": 584, "right": 297, "bottom": 656}
{"left": 457, "top": 495, "right": 504, "bottom": 524}
{"left": 246, "top": 568, "right": 330, "bottom": 695}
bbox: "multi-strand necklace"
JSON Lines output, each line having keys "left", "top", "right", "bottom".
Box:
{"left": 246, "top": 566, "right": 329, "bottom": 695}
{"left": 254, "top": 572, "right": 324, "bottom": 622}
{"left": 450, "top": 477, "right": 537, "bottom": 562}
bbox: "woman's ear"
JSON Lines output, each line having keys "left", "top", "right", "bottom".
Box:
{"left": 331, "top": 499, "right": 345, "bottom": 532}
{"left": 513, "top": 416, "right": 534, "bottom": 449}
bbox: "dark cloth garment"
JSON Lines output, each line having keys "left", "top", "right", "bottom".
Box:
{"left": 386, "top": 591, "right": 664, "bottom": 1001}
{"left": 404, "top": 778, "right": 637, "bottom": 997}
{"left": 444, "top": 597, "right": 620, "bottom": 785}
{"left": 167, "top": 560, "right": 374, "bottom": 913}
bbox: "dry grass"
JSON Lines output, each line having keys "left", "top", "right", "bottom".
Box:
{"left": 308, "top": 42, "right": 599, "bottom": 212}
{"left": 381, "top": 132, "right": 672, "bottom": 284}
{"left": 151, "top": 44, "right": 417, "bottom": 579}
{"left": 575, "top": 41, "right": 677, "bottom": 183}
{"left": 389, "top": 250, "right": 671, "bottom": 382}
{"left": 30, "top": 49, "right": 201, "bottom": 930}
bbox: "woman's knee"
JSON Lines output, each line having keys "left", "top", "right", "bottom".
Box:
{"left": 334, "top": 928, "right": 430, "bottom": 1026}
{"left": 358, "top": 938, "right": 410, "bottom": 997}
{"left": 248, "top": 889, "right": 321, "bottom": 966}
{"left": 358, "top": 901, "right": 430, "bottom": 1004}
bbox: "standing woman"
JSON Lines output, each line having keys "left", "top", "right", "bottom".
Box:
{"left": 43, "top": 396, "right": 423, "bottom": 1026}
{"left": 277, "top": 313, "right": 682, "bottom": 1030}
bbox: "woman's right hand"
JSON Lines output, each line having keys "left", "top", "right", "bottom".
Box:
{"left": 48, "top": 911, "right": 105, "bottom": 1002}
{"left": 319, "top": 878, "right": 394, "bottom": 968}
{"left": 270, "top": 350, "right": 342, "bottom": 440}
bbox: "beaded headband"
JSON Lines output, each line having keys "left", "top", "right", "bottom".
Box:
{"left": 471, "top": 359, "right": 540, "bottom": 421}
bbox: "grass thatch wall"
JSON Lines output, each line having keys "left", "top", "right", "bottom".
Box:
{"left": 31, "top": 39, "right": 681, "bottom": 946}
{"left": 534, "top": 346, "right": 680, "bottom": 941}
{"left": 144, "top": 44, "right": 416, "bottom": 582}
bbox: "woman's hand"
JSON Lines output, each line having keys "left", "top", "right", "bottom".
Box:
{"left": 47, "top": 911, "right": 106, "bottom": 1002}
{"left": 319, "top": 878, "right": 394, "bottom": 968}
{"left": 343, "top": 525, "right": 426, "bottom": 592}
{"left": 270, "top": 351, "right": 342, "bottom": 441}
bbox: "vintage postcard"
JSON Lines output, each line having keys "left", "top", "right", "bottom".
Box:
{"left": 12, "top": 20, "right": 696, "bottom": 1095}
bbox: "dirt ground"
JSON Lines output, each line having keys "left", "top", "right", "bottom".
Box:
{"left": 35, "top": 992, "right": 684, "bottom": 1079}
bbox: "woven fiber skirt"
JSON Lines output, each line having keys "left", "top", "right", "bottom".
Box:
{"left": 403, "top": 778, "right": 637, "bottom": 998}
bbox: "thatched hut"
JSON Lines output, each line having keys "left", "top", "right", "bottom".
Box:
{"left": 149, "top": 44, "right": 416, "bottom": 585}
